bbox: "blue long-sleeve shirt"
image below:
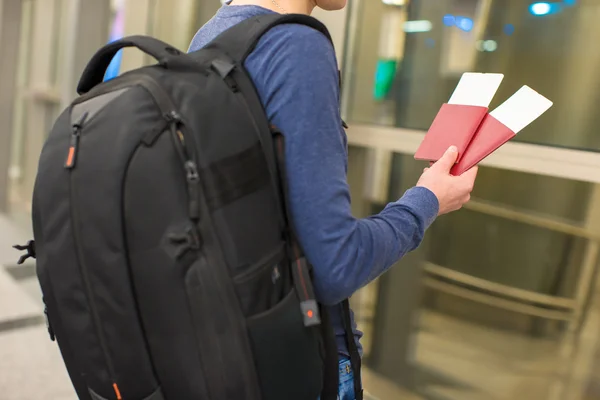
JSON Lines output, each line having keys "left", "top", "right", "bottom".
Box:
{"left": 189, "top": 5, "right": 439, "bottom": 357}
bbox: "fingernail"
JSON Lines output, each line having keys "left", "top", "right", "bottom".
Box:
{"left": 448, "top": 146, "right": 458, "bottom": 153}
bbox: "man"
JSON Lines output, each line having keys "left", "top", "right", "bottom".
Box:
{"left": 189, "top": 1, "right": 477, "bottom": 398}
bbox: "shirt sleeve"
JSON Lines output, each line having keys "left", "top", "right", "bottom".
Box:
{"left": 245, "top": 24, "right": 439, "bottom": 305}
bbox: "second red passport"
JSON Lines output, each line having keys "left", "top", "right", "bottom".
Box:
{"left": 450, "top": 114, "right": 515, "bottom": 176}
{"left": 414, "top": 103, "right": 488, "bottom": 162}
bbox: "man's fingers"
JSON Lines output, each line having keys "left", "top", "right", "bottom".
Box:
{"left": 431, "top": 146, "right": 458, "bottom": 172}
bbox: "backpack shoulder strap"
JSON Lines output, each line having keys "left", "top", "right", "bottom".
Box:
{"left": 341, "top": 299, "right": 364, "bottom": 400}
{"left": 201, "top": 13, "right": 334, "bottom": 64}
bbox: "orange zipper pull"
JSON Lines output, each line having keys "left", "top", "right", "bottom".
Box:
{"left": 65, "top": 112, "right": 88, "bottom": 169}
{"left": 113, "top": 383, "right": 122, "bottom": 400}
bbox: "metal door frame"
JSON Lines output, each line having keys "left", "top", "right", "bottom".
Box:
{"left": 0, "top": 0, "right": 24, "bottom": 213}
{"left": 346, "top": 124, "right": 600, "bottom": 400}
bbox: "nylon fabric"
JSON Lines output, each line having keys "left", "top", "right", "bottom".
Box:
{"left": 26, "top": 15, "right": 342, "bottom": 400}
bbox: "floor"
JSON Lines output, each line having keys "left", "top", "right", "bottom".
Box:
{"left": 0, "top": 214, "right": 76, "bottom": 400}
{"left": 414, "top": 310, "right": 562, "bottom": 399}
{"left": 407, "top": 293, "right": 600, "bottom": 400}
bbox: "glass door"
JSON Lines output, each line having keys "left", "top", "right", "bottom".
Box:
{"left": 342, "top": 1, "right": 600, "bottom": 399}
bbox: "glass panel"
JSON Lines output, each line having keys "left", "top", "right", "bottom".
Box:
{"left": 7, "top": 0, "right": 112, "bottom": 221}
{"left": 9, "top": 0, "right": 64, "bottom": 219}
{"left": 344, "top": 0, "right": 600, "bottom": 151}
{"left": 347, "top": 147, "right": 600, "bottom": 399}
{"left": 7, "top": 0, "right": 36, "bottom": 219}
{"left": 7, "top": 0, "right": 219, "bottom": 218}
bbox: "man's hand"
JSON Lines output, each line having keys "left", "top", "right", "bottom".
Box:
{"left": 416, "top": 146, "right": 478, "bottom": 215}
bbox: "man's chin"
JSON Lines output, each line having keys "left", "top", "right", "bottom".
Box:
{"left": 317, "top": 0, "right": 348, "bottom": 11}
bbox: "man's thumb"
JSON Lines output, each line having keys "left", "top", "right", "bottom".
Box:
{"left": 433, "top": 146, "right": 459, "bottom": 171}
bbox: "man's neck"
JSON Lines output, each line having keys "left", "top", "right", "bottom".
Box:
{"left": 228, "top": 0, "right": 316, "bottom": 15}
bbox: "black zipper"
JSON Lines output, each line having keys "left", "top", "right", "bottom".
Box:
{"left": 67, "top": 73, "right": 201, "bottom": 397}
{"left": 233, "top": 243, "right": 285, "bottom": 283}
{"left": 165, "top": 112, "right": 200, "bottom": 221}
{"left": 68, "top": 122, "right": 119, "bottom": 391}
{"left": 79, "top": 72, "right": 202, "bottom": 221}
{"left": 134, "top": 76, "right": 201, "bottom": 223}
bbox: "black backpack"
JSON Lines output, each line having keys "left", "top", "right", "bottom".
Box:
{"left": 14, "top": 13, "right": 363, "bottom": 400}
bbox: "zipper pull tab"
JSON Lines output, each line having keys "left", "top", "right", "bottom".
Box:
{"left": 165, "top": 110, "right": 182, "bottom": 125}
{"left": 185, "top": 160, "right": 200, "bottom": 220}
{"left": 65, "top": 128, "right": 80, "bottom": 169}
{"left": 65, "top": 112, "right": 89, "bottom": 169}
{"left": 168, "top": 226, "right": 201, "bottom": 259}
{"left": 185, "top": 160, "right": 199, "bottom": 183}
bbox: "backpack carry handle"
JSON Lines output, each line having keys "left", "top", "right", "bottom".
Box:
{"left": 77, "top": 35, "right": 196, "bottom": 94}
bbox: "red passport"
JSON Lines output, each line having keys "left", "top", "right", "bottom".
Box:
{"left": 450, "top": 114, "right": 515, "bottom": 176}
{"left": 414, "top": 103, "right": 488, "bottom": 162}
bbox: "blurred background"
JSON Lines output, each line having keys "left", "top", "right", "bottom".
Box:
{"left": 1, "top": 0, "right": 600, "bottom": 399}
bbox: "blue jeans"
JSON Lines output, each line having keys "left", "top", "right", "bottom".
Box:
{"left": 319, "top": 358, "right": 356, "bottom": 400}
{"left": 337, "top": 358, "right": 356, "bottom": 400}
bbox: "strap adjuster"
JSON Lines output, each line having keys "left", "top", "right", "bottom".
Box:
{"left": 13, "top": 240, "right": 36, "bottom": 264}
{"left": 300, "top": 299, "right": 321, "bottom": 326}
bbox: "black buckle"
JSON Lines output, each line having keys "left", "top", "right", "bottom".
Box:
{"left": 13, "top": 240, "right": 36, "bottom": 264}
{"left": 211, "top": 59, "right": 235, "bottom": 78}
